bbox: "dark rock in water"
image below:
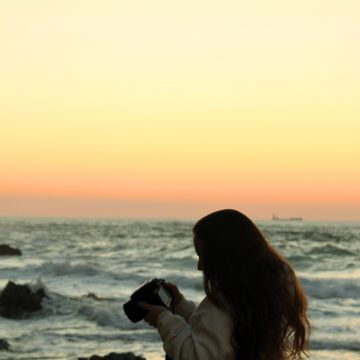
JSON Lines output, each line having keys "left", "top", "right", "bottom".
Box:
{"left": 0, "top": 338, "right": 10, "bottom": 351}
{"left": 0, "top": 281, "right": 49, "bottom": 319}
{"left": 85, "top": 292, "right": 101, "bottom": 301}
{"left": 0, "top": 244, "right": 21, "bottom": 256}
{"left": 78, "top": 352, "right": 146, "bottom": 360}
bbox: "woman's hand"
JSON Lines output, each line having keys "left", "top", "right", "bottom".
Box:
{"left": 164, "top": 282, "right": 184, "bottom": 305}
{"left": 137, "top": 302, "right": 166, "bottom": 327}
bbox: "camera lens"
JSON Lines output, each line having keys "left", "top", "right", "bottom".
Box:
{"left": 123, "top": 299, "right": 147, "bottom": 323}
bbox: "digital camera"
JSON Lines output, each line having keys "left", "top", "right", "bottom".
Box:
{"left": 123, "top": 278, "right": 174, "bottom": 323}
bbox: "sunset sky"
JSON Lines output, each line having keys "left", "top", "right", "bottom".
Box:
{"left": 1, "top": 1, "right": 359, "bottom": 220}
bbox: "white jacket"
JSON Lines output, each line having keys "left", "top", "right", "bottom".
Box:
{"left": 156, "top": 296, "right": 235, "bottom": 360}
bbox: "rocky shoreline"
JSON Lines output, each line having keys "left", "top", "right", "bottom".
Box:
{"left": 78, "top": 352, "right": 146, "bottom": 360}
{"left": 0, "top": 244, "right": 22, "bottom": 256}
{"left": 0, "top": 246, "right": 148, "bottom": 360}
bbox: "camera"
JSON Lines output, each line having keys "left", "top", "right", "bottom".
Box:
{"left": 123, "top": 278, "right": 174, "bottom": 323}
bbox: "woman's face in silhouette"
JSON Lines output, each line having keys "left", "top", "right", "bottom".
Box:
{"left": 193, "top": 236, "right": 204, "bottom": 271}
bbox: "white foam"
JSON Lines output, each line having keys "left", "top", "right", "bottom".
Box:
{"left": 27, "top": 278, "right": 50, "bottom": 297}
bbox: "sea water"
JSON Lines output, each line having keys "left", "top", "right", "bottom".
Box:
{"left": 0, "top": 218, "right": 359, "bottom": 360}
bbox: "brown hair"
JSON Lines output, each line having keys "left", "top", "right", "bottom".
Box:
{"left": 193, "top": 209, "right": 311, "bottom": 360}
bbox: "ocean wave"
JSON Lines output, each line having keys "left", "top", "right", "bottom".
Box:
{"left": 305, "top": 244, "right": 355, "bottom": 256}
{"left": 77, "top": 301, "right": 131, "bottom": 329}
{"left": 74, "top": 296, "right": 157, "bottom": 332}
{"left": 38, "top": 260, "right": 101, "bottom": 276}
{"left": 1, "top": 219, "right": 360, "bottom": 360}
{"left": 20, "top": 286, "right": 131, "bottom": 329}
{"left": 301, "top": 277, "right": 360, "bottom": 299}
{"left": 311, "top": 340, "right": 360, "bottom": 351}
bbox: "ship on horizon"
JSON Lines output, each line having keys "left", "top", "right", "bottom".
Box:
{"left": 272, "top": 214, "right": 303, "bottom": 221}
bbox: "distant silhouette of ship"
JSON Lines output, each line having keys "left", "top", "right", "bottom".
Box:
{"left": 272, "top": 214, "right": 303, "bottom": 221}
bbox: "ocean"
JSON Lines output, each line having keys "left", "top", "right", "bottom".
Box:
{"left": 0, "top": 218, "right": 359, "bottom": 360}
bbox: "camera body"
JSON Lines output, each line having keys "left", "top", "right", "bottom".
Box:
{"left": 123, "top": 278, "right": 173, "bottom": 323}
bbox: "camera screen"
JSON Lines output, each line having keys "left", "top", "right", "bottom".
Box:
{"left": 157, "top": 286, "right": 172, "bottom": 307}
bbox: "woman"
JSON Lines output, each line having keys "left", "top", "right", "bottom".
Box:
{"left": 138, "top": 209, "right": 311, "bottom": 359}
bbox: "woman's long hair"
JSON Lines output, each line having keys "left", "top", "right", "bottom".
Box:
{"left": 193, "top": 209, "right": 311, "bottom": 360}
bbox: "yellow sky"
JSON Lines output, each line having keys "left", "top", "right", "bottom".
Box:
{"left": 0, "top": 1, "right": 359, "bottom": 220}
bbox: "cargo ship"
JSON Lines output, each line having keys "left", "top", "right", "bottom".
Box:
{"left": 272, "top": 214, "right": 303, "bottom": 221}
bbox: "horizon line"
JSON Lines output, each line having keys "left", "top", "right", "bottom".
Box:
{"left": 0, "top": 214, "right": 359, "bottom": 223}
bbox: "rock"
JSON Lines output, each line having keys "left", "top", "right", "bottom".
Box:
{"left": 0, "top": 281, "right": 49, "bottom": 319}
{"left": 85, "top": 292, "right": 101, "bottom": 301}
{"left": 0, "top": 244, "right": 21, "bottom": 256}
{"left": 0, "top": 339, "right": 10, "bottom": 351}
{"left": 78, "top": 352, "right": 146, "bottom": 360}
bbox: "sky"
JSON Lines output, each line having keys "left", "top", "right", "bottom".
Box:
{"left": 0, "top": 0, "right": 359, "bottom": 220}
